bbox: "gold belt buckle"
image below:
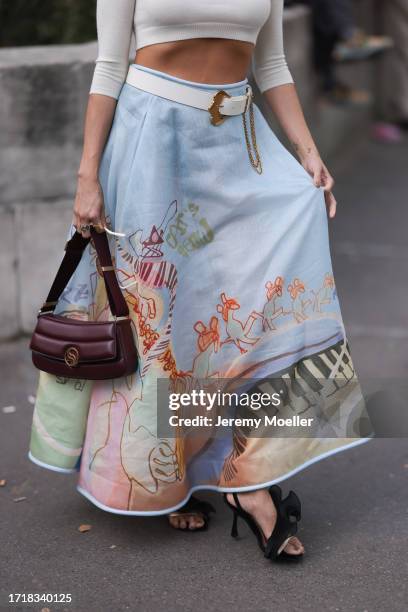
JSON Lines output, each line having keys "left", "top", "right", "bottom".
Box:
{"left": 208, "top": 90, "right": 231, "bottom": 126}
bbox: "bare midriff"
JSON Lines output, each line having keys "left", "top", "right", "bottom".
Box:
{"left": 134, "top": 38, "right": 255, "bottom": 84}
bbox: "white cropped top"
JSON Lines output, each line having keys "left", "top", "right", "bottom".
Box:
{"left": 89, "top": 0, "right": 294, "bottom": 99}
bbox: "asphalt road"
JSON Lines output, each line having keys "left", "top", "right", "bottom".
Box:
{"left": 1, "top": 136, "right": 408, "bottom": 612}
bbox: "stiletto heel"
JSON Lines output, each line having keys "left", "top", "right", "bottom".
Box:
{"left": 223, "top": 492, "right": 265, "bottom": 551}
{"left": 231, "top": 511, "right": 239, "bottom": 538}
{"left": 223, "top": 489, "right": 304, "bottom": 562}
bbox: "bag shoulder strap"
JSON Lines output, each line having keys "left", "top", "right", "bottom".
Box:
{"left": 39, "top": 227, "right": 129, "bottom": 318}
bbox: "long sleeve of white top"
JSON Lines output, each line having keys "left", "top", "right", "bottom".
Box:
{"left": 251, "top": 0, "right": 294, "bottom": 93}
{"left": 89, "top": 0, "right": 136, "bottom": 99}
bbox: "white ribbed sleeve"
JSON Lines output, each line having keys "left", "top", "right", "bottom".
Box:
{"left": 89, "top": 0, "right": 136, "bottom": 99}
{"left": 251, "top": 0, "right": 294, "bottom": 93}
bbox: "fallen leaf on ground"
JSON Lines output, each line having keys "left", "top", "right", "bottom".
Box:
{"left": 0, "top": 479, "right": 6, "bottom": 487}
{"left": 13, "top": 496, "right": 27, "bottom": 502}
{"left": 2, "top": 405, "right": 16, "bottom": 414}
{"left": 78, "top": 524, "right": 92, "bottom": 533}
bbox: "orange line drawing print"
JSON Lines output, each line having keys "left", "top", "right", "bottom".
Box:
{"left": 132, "top": 282, "right": 156, "bottom": 329}
{"left": 125, "top": 431, "right": 183, "bottom": 497}
{"left": 217, "top": 293, "right": 263, "bottom": 354}
{"left": 190, "top": 316, "right": 220, "bottom": 380}
{"left": 114, "top": 200, "right": 177, "bottom": 267}
{"left": 105, "top": 202, "right": 184, "bottom": 499}
{"left": 88, "top": 384, "right": 183, "bottom": 498}
{"left": 123, "top": 280, "right": 159, "bottom": 355}
{"left": 120, "top": 372, "right": 184, "bottom": 493}
{"left": 158, "top": 317, "right": 221, "bottom": 385}
{"left": 262, "top": 276, "right": 287, "bottom": 331}
{"left": 287, "top": 278, "right": 311, "bottom": 323}
{"left": 311, "top": 273, "right": 335, "bottom": 312}
{"left": 112, "top": 201, "right": 180, "bottom": 379}
{"left": 87, "top": 389, "right": 121, "bottom": 473}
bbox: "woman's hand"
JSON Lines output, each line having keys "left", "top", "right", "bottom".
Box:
{"left": 262, "top": 84, "right": 338, "bottom": 219}
{"left": 72, "top": 172, "right": 107, "bottom": 238}
{"left": 300, "top": 148, "right": 337, "bottom": 219}
{"left": 71, "top": 92, "right": 117, "bottom": 238}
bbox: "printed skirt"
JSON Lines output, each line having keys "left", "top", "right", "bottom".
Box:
{"left": 29, "top": 64, "right": 369, "bottom": 515}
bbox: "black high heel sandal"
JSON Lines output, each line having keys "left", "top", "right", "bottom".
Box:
{"left": 223, "top": 486, "right": 303, "bottom": 562}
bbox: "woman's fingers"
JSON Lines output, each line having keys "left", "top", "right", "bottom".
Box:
{"left": 325, "top": 190, "right": 337, "bottom": 219}
{"left": 75, "top": 212, "right": 107, "bottom": 238}
{"left": 323, "top": 174, "right": 335, "bottom": 192}
{"left": 73, "top": 202, "right": 92, "bottom": 238}
{"left": 313, "top": 167, "right": 322, "bottom": 187}
{"left": 76, "top": 215, "right": 97, "bottom": 238}
{"left": 73, "top": 211, "right": 106, "bottom": 238}
{"left": 72, "top": 215, "right": 88, "bottom": 237}
{"left": 77, "top": 216, "right": 93, "bottom": 238}
{"left": 94, "top": 207, "right": 108, "bottom": 233}
{"left": 72, "top": 177, "right": 105, "bottom": 238}
{"left": 303, "top": 158, "right": 337, "bottom": 217}
{"left": 322, "top": 165, "right": 335, "bottom": 192}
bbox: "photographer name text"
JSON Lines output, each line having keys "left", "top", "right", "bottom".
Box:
{"left": 168, "top": 414, "right": 314, "bottom": 428}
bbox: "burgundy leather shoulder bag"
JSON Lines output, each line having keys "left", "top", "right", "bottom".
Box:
{"left": 29, "top": 227, "right": 138, "bottom": 380}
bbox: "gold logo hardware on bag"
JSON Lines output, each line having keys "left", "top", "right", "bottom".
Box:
{"left": 64, "top": 346, "right": 80, "bottom": 367}
{"left": 29, "top": 226, "right": 139, "bottom": 380}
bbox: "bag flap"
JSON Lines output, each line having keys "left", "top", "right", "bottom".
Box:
{"left": 30, "top": 314, "right": 117, "bottom": 363}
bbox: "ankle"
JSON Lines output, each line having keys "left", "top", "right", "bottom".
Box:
{"left": 228, "top": 488, "right": 274, "bottom": 513}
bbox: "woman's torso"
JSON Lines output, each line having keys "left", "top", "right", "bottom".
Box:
{"left": 134, "top": 0, "right": 270, "bottom": 83}
{"left": 134, "top": 38, "right": 254, "bottom": 84}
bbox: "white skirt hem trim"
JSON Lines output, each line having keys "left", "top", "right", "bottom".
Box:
{"left": 76, "top": 437, "right": 372, "bottom": 516}
{"left": 28, "top": 451, "right": 77, "bottom": 474}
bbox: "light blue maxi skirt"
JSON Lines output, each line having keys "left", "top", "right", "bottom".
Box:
{"left": 29, "top": 63, "right": 369, "bottom": 515}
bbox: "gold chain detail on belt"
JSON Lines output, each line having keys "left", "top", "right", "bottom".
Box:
{"left": 242, "top": 98, "right": 263, "bottom": 174}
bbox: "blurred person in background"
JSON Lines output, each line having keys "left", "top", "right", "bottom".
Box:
{"left": 285, "top": 0, "right": 392, "bottom": 104}
{"left": 374, "top": 0, "right": 408, "bottom": 139}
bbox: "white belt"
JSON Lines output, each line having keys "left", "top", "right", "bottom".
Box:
{"left": 125, "top": 66, "right": 253, "bottom": 126}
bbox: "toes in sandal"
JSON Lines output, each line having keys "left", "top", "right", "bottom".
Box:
{"left": 268, "top": 485, "right": 303, "bottom": 561}
{"left": 168, "top": 495, "right": 216, "bottom": 532}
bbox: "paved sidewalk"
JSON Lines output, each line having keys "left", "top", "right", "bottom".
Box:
{"left": 1, "top": 136, "right": 408, "bottom": 612}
